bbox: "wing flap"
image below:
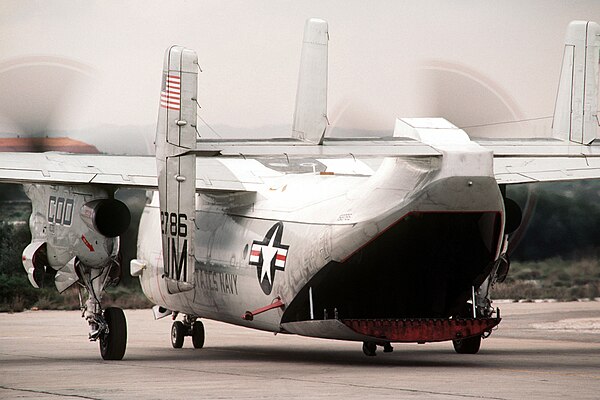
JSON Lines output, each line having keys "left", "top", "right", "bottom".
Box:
{"left": 0, "top": 153, "right": 157, "bottom": 187}
{"left": 477, "top": 139, "right": 600, "bottom": 157}
{"left": 0, "top": 168, "right": 95, "bottom": 184}
{"left": 473, "top": 138, "right": 600, "bottom": 183}
{"left": 494, "top": 157, "right": 600, "bottom": 184}
{"left": 211, "top": 143, "right": 439, "bottom": 157}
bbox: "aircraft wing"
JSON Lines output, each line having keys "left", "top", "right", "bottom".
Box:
{"left": 0, "top": 151, "right": 257, "bottom": 192}
{"left": 493, "top": 156, "right": 600, "bottom": 185}
{"left": 2, "top": 137, "right": 600, "bottom": 189}
{"left": 479, "top": 139, "right": 600, "bottom": 184}
{"left": 391, "top": 118, "right": 600, "bottom": 185}
{"left": 0, "top": 152, "right": 157, "bottom": 187}
{"left": 0, "top": 153, "right": 157, "bottom": 189}
{"left": 0, "top": 139, "right": 442, "bottom": 191}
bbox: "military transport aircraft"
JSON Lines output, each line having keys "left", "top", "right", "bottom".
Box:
{"left": 0, "top": 19, "right": 598, "bottom": 360}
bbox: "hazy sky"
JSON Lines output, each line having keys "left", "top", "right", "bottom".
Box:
{"left": 0, "top": 1, "right": 599, "bottom": 152}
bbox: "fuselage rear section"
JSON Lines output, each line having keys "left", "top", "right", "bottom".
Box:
{"left": 137, "top": 149, "right": 505, "bottom": 343}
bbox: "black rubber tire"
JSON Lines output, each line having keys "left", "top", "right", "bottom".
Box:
{"left": 362, "top": 341, "right": 377, "bottom": 357}
{"left": 191, "top": 321, "right": 205, "bottom": 349}
{"left": 452, "top": 335, "right": 482, "bottom": 354}
{"left": 100, "top": 307, "right": 127, "bottom": 360}
{"left": 171, "top": 321, "right": 185, "bottom": 348}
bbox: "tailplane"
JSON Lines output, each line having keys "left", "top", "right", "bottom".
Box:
{"left": 552, "top": 21, "right": 600, "bottom": 145}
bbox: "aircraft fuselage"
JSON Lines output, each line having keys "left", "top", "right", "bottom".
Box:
{"left": 137, "top": 153, "right": 505, "bottom": 341}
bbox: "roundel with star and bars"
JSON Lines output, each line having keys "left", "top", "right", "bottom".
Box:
{"left": 248, "top": 222, "right": 289, "bottom": 295}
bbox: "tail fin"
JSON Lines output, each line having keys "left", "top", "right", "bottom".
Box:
{"left": 292, "top": 18, "right": 329, "bottom": 145}
{"left": 155, "top": 45, "right": 198, "bottom": 293}
{"left": 552, "top": 21, "right": 600, "bottom": 145}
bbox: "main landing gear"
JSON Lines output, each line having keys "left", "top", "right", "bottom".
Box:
{"left": 75, "top": 256, "right": 127, "bottom": 360}
{"left": 450, "top": 295, "right": 497, "bottom": 355}
{"left": 362, "top": 341, "right": 393, "bottom": 356}
{"left": 171, "top": 314, "right": 205, "bottom": 349}
{"left": 452, "top": 335, "right": 481, "bottom": 354}
{"left": 99, "top": 307, "right": 127, "bottom": 360}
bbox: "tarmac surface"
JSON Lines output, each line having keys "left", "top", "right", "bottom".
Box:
{"left": 1, "top": 301, "right": 599, "bottom": 399}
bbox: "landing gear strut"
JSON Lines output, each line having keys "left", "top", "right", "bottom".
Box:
{"left": 171, "top": 315, "right": 205, "bottom": 349}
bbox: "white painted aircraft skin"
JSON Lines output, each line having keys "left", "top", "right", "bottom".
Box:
{"left": 137, "top": 163, "right": 504, "bottom": 335}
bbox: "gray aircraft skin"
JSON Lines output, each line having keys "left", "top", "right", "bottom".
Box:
{"left": 1, "top": 19, "right": 599, "bottom": 360}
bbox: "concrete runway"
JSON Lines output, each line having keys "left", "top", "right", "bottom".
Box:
{"left": 1, "top": 302, "right": 599, "bottom": 400}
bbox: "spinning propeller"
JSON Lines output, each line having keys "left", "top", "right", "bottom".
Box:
{"left": 324, "top": 60, "right": 535, "bottom": 256}
{"left": 0, "top": 56, "right": 94, "bottom": 152}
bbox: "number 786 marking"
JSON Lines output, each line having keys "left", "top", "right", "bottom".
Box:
{"left": 161, "top": 212, "right": 187, "bottom": 237}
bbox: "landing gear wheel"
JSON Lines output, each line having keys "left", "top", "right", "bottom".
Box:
{"left": 362, "top": 341, "right": 377, "bottom": 356}
{"left": 452, "top": 335, "right": 482, "bottom": 354}
{"left": 100, "top": 307, "right": 127, "bottom": 360}
{"left": 191, "top": 321, "right": 205, "bottom": 349}
{"left": 171, "top": 321, "right": 185, "bottom": 349}
{"left": 383, "top": 342, "right": 394, "bottom": 353}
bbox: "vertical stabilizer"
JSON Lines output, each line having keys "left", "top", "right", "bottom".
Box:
{"left": 292, "top": 18, "right": 329, "bottom": 145}
{"left": 552, "top": 21, "right": 600, "bottom": 145}
{"left": 155, "top": 45, "right": 197, "bottom": 293}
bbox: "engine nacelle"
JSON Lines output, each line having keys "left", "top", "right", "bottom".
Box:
{"left": 22, "top": 184, "right": 126, "bottom": 275}
{"left": 80, "top": 199, "right": 131, "bottom": 238}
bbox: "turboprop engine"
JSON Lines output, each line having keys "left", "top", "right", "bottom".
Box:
{"left": 21, "top": 184, "right": 130, "bottom": 289}
{"left": 20, "top": 183, "right": 131, "bottom": 358}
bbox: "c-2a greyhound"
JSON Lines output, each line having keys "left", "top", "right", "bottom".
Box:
{"left": 0, "top": 19, "right": 599, "bottom": 360}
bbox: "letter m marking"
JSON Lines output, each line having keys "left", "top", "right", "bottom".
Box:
{"left": 170, "top": 238, "right": 188, "bottom": 281}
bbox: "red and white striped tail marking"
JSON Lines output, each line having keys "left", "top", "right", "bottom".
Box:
{"left": 160, "top": 75, "right": 181, "bottom": 110}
